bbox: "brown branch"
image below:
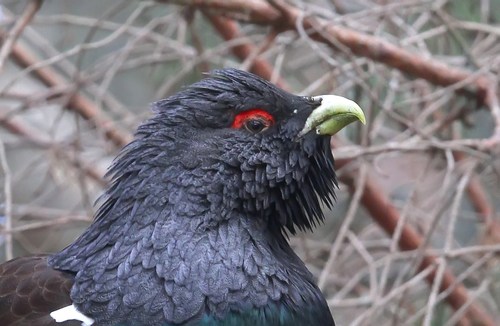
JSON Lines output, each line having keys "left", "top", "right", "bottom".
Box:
{"left": 335, "top": 154, "right": 495, "bottom": 326}
{"left": 4, "top": 41, "right": 133, "bottom": 148}
{"left": 168, "top": 0, "right": 495, "bottom": 111}
{"left": 203, "top": 13, "right": 288, "bottom": 89}
{"left": 164, "top": 0, "right": 281, "bottom": 24}
{"left": 0, "top": 114, "right": 51, "bottom": 148}
{"left": 172, "top": 0, "right": 500, "bottom": 156}
{"left": 0, "top": 116, "right": 107, "bottom": 187}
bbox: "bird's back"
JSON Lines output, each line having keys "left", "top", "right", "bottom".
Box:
{"left": 0, "top": 255, "right": 78, "bottom": 325}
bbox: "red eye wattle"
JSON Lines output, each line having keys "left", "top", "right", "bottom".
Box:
{"left": 231, "top": 109, "right": 275, "bottom": 131}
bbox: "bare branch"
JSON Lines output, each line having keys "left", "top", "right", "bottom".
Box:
{"left": 7, "top": 42, "right": 133, "bottom": 148}
{"left": 0, "top": 0, "right": 42, "bottom": 72}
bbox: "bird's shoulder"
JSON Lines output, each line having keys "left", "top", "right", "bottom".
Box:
{"left": 0, "top": 255, "right": 78, "bottom": 326}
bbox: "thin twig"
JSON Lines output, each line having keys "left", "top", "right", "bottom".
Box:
{"left": 0, "top": 0, "right": 42, "bottom": 72}
{"left": 0, "top": 139, "right": 13, "bottom": 260}
{"left": 424, "top": 163, "right": 475, "bottom": 326}
{"left": 7, "top": 41, "right": 133, "bottom": 148}
{"left": 0, "top": 116, "right": 107, "bottom": 186}
{"left": 318, "top": 164, "right": 367, "bottom": 290}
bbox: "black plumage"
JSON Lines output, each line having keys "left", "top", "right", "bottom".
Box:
{"left": 0, "top": 69, "right": 356, "bottom": 325}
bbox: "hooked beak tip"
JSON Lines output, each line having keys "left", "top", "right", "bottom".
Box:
{"left": 299, "top": 95, "right": 366, "bottom": 137}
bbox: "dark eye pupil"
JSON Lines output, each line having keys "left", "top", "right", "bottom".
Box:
{"left": 245, "top": 119, "right": 266, "bottom": 133}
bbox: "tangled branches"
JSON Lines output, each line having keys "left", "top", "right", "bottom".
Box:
{"left": 0, "top": 0, "right": 499, "bottom": 325}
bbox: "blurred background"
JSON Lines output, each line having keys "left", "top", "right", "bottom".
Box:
{"left": 0, "top": 0, "right": 499, "bottom": 325}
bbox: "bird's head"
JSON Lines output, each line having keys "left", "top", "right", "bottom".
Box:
{"left": 107, "top": 69, "right": 365, "bottom": 234}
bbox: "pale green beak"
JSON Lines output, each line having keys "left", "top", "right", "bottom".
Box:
{"left": 298, "top": 95, "right": 366, "bottom": 137}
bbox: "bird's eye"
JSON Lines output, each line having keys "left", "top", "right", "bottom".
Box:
{"left": 232, "top": 109, "right": 274, "bottom": 133}
{"left": 244, "top": 118, "right": 268, "bottom": 133}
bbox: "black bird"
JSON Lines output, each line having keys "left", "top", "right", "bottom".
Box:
{"left": 0, "top": 69, "right": 365, "bottom": 325}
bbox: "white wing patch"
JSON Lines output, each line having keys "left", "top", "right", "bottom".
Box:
{"left": 50, "top": 304, "right": 94, "bottom": 326}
